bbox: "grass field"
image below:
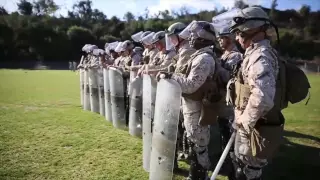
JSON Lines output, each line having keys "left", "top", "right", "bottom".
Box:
{"left": 0, "top": 70, "right": 319, "bottom": 180}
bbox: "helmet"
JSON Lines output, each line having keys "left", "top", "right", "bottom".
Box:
{"left": 141, "top": 32, "right": 155, "bottom": 46}
{"left": 165, "top": 22, "right": 187, "bottom": 50}
{"left": 120, "top": 40, "right": 134, "bottom": 51}
{"left": 216, "top": 26, "right": 233, "bottom": 38}
{"left": 179, "top": 20, "right": 216, "bottom": 41}
{"left": 105, "top": 41, "right": 119, "bottom": 55}
{"left": 166, "top": 22, "right": 187, "bottom": 36}
{"left": 93, "top": 49, "right": 105, "bottom": 56}
{"left": 115, "top": 42, "right": 123, "bottom": 53}
{"left": 133, "top": 47, "right": 143, "bottom": 54}
{"left": 141, "top": 31, "right": 151, "bottom": 39}
{"left": 230, "top": 7, "right": 270, "bottom": 33}
{"left": 131, "top": 31, "right": 144, "bottom": 42}
{"left": 150, "top": 31, "right": 166, "bottom": 44}
{"left": 104, "top": 43, "right": 109, "bottom": 50}
{"left": 82, "top": 44, "right": 90, "bottom": 52}
{"left": 88, "top": 45, "right": 98, "bottom": 53}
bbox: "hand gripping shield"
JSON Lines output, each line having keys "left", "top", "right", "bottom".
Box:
{"left": 128, "top": 77, "right": 143, "bottom": 137}
{"left": 149, "top": 79, "right": 181, "bottom": 180}
{"left": 89, "top": 67, "right": 100, "bottom": 113}
{"left": 83, "top": 69, "right": 91, "bottom": 111}
{"left": 109, "top": 67, "right": 126, "bottom": 129}
{"left": 103, "top": 68, "right": 113, "bottom": 122}
{"left": 142, "top": 74, "right": 157, "bottom": 172}
{"left": 98, "top": 67, "right": 105, "bottom": 116}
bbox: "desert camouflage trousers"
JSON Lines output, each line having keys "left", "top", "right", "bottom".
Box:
{"left": 183, "top": 111, "right": 211, "bottom": 169}
{"left": 235, "top": 127, "right": 268, "bottom": 179}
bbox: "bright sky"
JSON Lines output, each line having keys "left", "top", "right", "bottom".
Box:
{"left": 1, "top": 0, "right": 320, "bottom": 19}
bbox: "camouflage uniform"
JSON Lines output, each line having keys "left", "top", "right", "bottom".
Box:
{"left": 148, "top": 50, "right": 176, "bottom": 71}
{"left": 113, "top": 55, "right": 123, "bottom": 67}
{"left": 171, "top": 46, "right": 215, "bottom": 169}
{"left": 221, "top": 46, "right": 243, "bottom": 71}
{"left": 232, "top": 39, "right": 278, "bottom": 179}
{"left": 174, "top": 42, "right": 196, "bottom": 73}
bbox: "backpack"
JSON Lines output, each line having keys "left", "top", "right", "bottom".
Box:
{"left": 279, "top": 59, "right": 311, "bottom": 107}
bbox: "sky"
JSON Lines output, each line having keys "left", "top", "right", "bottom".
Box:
{"left": 1, "top": 0, "right": 320, "bottom": 19}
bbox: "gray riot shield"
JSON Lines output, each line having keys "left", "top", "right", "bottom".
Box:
{"left": 98, "top": 68, "right": 105, "bottom": 116}
{"left": 109, "top": 67, "right": 126, "bottom": 129}
{"left": 128, "top": 77, "right": 143, "bottom": 137}
{"left": 142, "top": 74, "right": 157, "bottom": 172}
{"left": 80, "top": 69, "right": 85, "bottom": 106}
{"left": 89, "top": 68, "right": 100, "bottom": 113}
{"left": 103, "top": 68, "right": 112, "bottom": 123}
{"left": 83, "top": 69, "right": 91, "bottom": 111}
{"left": 149, "top": 79, "right": 182, "bottom": 180}
{"left": 130, "top": 71, "right": 137, "bottom": 82}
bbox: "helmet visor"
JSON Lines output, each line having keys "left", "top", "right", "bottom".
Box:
{"left": 131, "top": 31, "right": 144, "bottom": 42}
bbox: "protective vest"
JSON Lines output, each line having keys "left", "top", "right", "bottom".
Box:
{"left": 181, "top": 51, "right": 223, "bottom": 103}
{"left": 180, "top": 50, "right": 224, "bottom": 126}
{"left": 231, "top": 47, "right": 286, "bottom": 125}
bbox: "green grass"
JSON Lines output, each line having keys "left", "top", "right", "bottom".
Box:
{"left": 0, "top": 70, "right": 319, "bottom": 180}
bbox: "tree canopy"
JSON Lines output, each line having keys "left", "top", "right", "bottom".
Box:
{"left": 0, "top": 0, "right": 319, "bottom": 63}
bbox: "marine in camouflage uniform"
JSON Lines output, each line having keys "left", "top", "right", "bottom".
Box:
{"left": 226, "top": 7, "right": 284, "bottom": 180}
{"left": 216, "top": 26, "right": 243, "bottom": 146}
{"left": 143, "top": 31, "right": 176, "bottom": 75}
{"left": 158, "top": 21, "right": 218, "bottom": 180}
{"left": 130, "top": 32, "right": 159, "bottom": 71}
{"left": 164, "top": 22, "right": 197, "bottom": 169}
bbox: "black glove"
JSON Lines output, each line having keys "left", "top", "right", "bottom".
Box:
{"left": 156, "top": 71, "right": 173, "bottom": 82}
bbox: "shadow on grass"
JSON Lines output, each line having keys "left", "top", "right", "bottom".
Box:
{"left": 264, "top": 130, "right": 320, "bottom": 180}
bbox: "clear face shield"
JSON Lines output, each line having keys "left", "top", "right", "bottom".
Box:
{"left": 212, "top": 8, "right": 241, "bottom": 30}
{"left": 131, "top": 31, "right": 144, "bottom": 42}
{"left": 178, "top": 20, "right": 196, "bottom": 40}
{"left": 114, "top": 42, "right": 123, "bottom": 53}
{"left": 141, "top": 32, "right": 155, "bottom": 47}
{"left": 165, "top": 33, "right": 178, "bottom": 51}
{"left": 106, "top": 41, "right": 119, "bottom": 55}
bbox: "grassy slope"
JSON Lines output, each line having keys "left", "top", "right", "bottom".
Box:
{"left": 0, "top": 70, "right": 319, "bottom": 180}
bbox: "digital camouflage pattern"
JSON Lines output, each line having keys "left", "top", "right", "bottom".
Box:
{"left": 172, "top": 46, "right": 216, "bottom": 169}
{"left": 234, "top": 39, "right": 279, "bottom": 179}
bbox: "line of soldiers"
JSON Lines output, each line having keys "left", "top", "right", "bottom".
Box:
{"left": 78, "top": 7, "right": 287, "bottom": 180}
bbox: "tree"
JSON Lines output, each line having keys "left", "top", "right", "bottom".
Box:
{"left": 71, "top": 0, "right": 93, "bottom": 20}
{"left": 33, "top": 0, "right": 58, "bottom": 15}
{"left": 67, "top": 26, "right": 95, "bottom": 59}
{"left": 91, "top": 9, "right": 106, "bottom": 22}
{"left": 0, "top": 6, "right": 8, "bottom": 15}
{"left": 124, "top": 12, "right": 135, "bottom": 22}
{"left": 234, "top": 0, "right": 248, "bottom": 9}
{"left": 17, "top": 0, "right": 33, "bottom": 15}
{"left": 299, "top": 5, "right": 311, "bottom": 19}
{"left": 270, "top": 0, "right": 278, "bottom": 20}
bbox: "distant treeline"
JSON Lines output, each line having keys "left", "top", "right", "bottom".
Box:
{"left": 0, "top": 0, "right": 319, "bottom": 63}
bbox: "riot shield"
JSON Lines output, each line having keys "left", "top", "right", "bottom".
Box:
{"left": 149, "top": 79, "right": 181, "bottom": 180}
{"left": 109, "top": 67, "right": 126, "bottom": 129}
{"left": 98, "top": 68, "right": 105, "bottom": 116}
{"left": 83, "top": 69, "right": 91, "bottom": 111}
{"left": 80, "top": 69, "right": 85, "bottom": 106}
{"left": 142, "top": 74, "right": 157, "bottom": 172}
{"left": 130, "top": 71, "right": 137, "bottom": 82}
{"left": 89, "top": 68, "right": 100, "bottom": 113}
{"left": 103, "top": 68, "right": 112, "bottom": 122}
{"left": 128, "top": 77, "right": 143, "bottom": 137}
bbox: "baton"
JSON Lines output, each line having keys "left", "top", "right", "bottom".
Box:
{"left": 210, "top": 131, "right": 236, "bottom": 180}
